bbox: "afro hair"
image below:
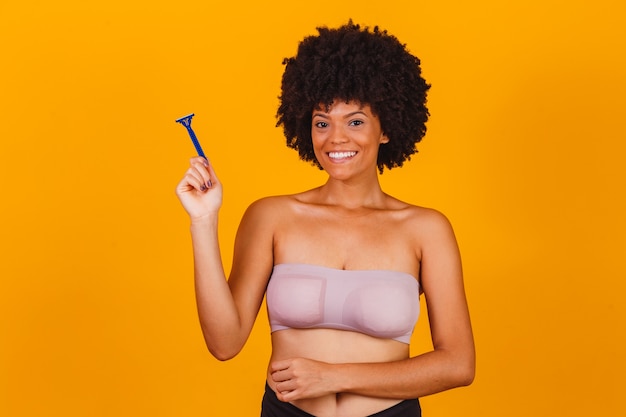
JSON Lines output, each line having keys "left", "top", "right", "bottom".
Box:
{"left": 276, "top": 21, "right": 431, "bottom": 172}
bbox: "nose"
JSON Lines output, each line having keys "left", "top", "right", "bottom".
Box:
{"left": 329, "top": 126, "right": 348, "bottom": 144}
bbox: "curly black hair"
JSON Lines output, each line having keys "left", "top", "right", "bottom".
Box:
{"left": 276, "top": 21, "right": 431, "bottom": 172}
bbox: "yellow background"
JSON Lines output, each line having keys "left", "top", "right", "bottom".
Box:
{"left": 1, "top": 1, "right": 624, "bottom": 415}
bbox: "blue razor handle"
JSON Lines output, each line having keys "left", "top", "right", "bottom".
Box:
{"left": 175, "top": 113, "right": 206, "bottom": 159}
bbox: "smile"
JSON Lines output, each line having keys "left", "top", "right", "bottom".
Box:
{"left": 328, "top": 151, "right": 357, "bottom": 160}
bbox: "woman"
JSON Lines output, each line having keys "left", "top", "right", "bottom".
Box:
{"left": 176, "top": 21, "right": 475, "bottom": 417}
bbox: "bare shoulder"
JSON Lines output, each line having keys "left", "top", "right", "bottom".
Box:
{"left": 392, "top": 201, "right": 458, "bottom": 250}
{"left": 391, "top": 198, "right": 454, "bottom": 230}
{"left": 231, "top": 195, "right": 300, "bottom": 274}
{"left": 240, "top": 194, "right": 302, "bottom": 226}
{"left": 244, "top": 194, "right": 299, "bottom": 213}
{"left": 413, "top": 206, "right": 454, "bottom": 231}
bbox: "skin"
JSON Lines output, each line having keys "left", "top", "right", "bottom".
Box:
{"left": 176, "top": 101, "right": 475, "bottom": 417}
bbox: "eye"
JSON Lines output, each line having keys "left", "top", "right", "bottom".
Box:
{"left": 314, "top": 121, "right": 328, "bottom": 128}
{"left": 349, "top": 119, "right": 364, "bottom": 127}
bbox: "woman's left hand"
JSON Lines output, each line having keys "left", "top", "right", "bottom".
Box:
{"left": 269, "top": 358, "right": 336, "bottom": 402}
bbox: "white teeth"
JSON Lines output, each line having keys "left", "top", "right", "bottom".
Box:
{"left": 329, "top": 151, "right": 356, "bottom": 159}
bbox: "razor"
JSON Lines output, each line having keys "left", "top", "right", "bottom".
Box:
{"left": 175, "top": 113, "right": 206, "bottom": 159}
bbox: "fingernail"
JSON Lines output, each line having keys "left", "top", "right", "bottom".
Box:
{"left": 200, "top": 185, "right": 207, "bottom": 191}
{"left": 207, "top": 180, "right": 213, "bottom": 188}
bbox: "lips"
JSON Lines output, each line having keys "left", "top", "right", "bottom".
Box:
{"left": 328, "top": 151, "right": 357, "bottom": 161}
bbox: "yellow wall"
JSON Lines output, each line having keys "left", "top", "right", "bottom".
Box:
{"left": 1, "top": 1, "right": 624, "bottom": 415}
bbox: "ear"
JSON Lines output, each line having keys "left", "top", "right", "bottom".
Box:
{"left": 380, "top": 133, "right": 390, "bottom": 144}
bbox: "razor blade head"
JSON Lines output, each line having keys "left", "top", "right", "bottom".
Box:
{"left": 175, "top": 113, "right": 195, "bottom": 127}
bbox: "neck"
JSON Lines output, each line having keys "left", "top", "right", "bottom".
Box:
{"left": 316, "top": 175, "right": 386, "bottom": 210}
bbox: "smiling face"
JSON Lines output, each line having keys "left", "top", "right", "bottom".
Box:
{"left": 311, "top": 101, "right": 389, "bottom": 181}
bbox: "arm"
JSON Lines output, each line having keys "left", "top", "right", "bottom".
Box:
{"left": 270, "top": 210, "right": 475, "bottom": 400}
{"left": 176, "top": 157, "right": 274, "bottom": 360}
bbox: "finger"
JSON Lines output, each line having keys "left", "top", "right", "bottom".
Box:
{"left": 190, "top": 156, "right": 209, "bottom": 167}
{"left": 189, "top": 166, "right": 211, "bottom": 190}
{"left": 269, "top": 359, "right": 291, "bottom": 373}
{"left": 177, "top": 172, "right": 206, "bottom": 193}
{"left": 276, "top": 382, "right": 305, "bottom": 403}
{"left": 184, "top": 160, "right": 214, "bottom": 190}
{"left": 278, "top": 388, "right": 298, "bottom": 402}
{"left": 270, "top": 368, "right": 292, "bottom": 384}
{"left": 200, "top": 158, "right": 222, "bottom": 189}
{"left": 189, "top": 158, "right": 213, "bottom": 189}
{"left": 205, "top": 159, "right": 220, "bottom": 187}
{"left": 274, "top": 381, "right": 295, "bottom": 397}
{"left": 273, "top": 388, "right": 292, "bottom": 403}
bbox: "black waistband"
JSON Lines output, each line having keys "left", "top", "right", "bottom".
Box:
{"left": 261, "top": 383, "right": 421, "bottom": 417}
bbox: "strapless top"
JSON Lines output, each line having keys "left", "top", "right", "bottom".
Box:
{"left": 266, "top": 263, "right": 420, "bottom": 344}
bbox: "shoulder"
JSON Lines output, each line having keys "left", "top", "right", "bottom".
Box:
{"left": 240, "top": 193, "right": 304, "bottom": 225}
{"left": 414, "top": 206, "right": 454, "bottom": 231}
{"left": 245, "top": 194, "right": 299, "bottom": 213}
{"left": 411, "top": 207, "right": 460, "bottom": 263}
{"left": 392, "top": 202, "right": 457, "bottom": 246}
{"left": 245, "top": 187, "right": 322, "bottom": 213}
{"left": 389, "top": 197, "right": 453, "bottom": 230}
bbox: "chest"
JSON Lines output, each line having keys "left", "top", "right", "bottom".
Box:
{"left": 266, "top": 263, "right": 420, "bottom": 344}
{"left": 273, "top": 210, "right": 418, "bottom": 270}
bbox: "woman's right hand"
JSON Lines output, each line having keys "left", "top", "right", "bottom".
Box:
{"left": 175, "top": 156, "right": 223, "bottom": 221}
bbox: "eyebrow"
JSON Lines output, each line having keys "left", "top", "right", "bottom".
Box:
{"left": 312, "top": 110, "right": 368, "bottom": 119}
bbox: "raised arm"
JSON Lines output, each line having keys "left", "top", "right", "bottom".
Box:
{"left": 270, "top": 209, "right": 475, "bottom": 400}
{"left": 176, "top": 157, "right": 274, "bottom": 360}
